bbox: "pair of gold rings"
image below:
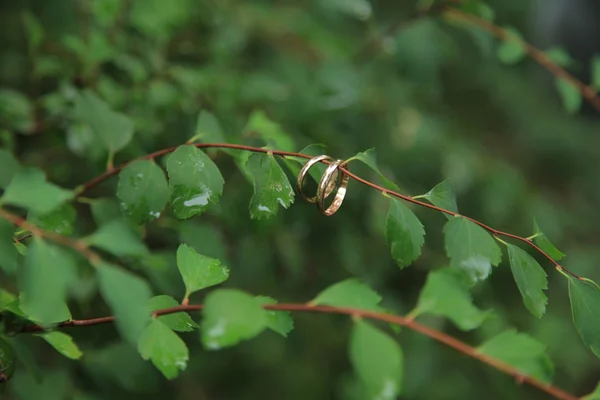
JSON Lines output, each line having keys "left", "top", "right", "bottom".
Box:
{"left": 296, "top": 155, "right": 349, "bottom": 216}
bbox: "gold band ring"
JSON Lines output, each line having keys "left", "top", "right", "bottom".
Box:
{"left": 297, "top": 155, "right": 337, "bottom": 203}
{"left": 316, "top": 159, "right": 349, "bottom": 216}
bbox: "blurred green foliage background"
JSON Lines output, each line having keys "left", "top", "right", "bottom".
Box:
{"left": 1, "top": 0, "right": 599, "bottom": 399}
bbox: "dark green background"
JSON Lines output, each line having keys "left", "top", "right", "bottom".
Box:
{"left": 1, "top": 0, "right": 599, "bottom": 399}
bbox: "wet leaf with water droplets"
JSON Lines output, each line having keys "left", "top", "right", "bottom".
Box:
{"left": 137, "top": 319, "right": 189, "bottom": 379}
{"left": 443, "top": 216, "right": 502, "bottom": 283}
{"left": 148, "top": 295, "right": 199, "bottom": 332}
{"left": 201, "top": 289, "right": 268, "bottom": 350}
{"left": 166, "top": 145, "right": 224, "bottom": 219}
{"left": 176, "top": 244, "right": 229, "bottom": 300}
{"left": 245, "top": 153, "right": 294, "bottom": 220}
{"left": 350, "top": 320, "right": 403, "bottom": 399}
{"left": 117, "top": 160, "right": 169, "bottom": 224}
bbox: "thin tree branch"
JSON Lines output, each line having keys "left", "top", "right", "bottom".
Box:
{"left": 22, "top": 303, "right": 578, "bottom": 400}
{"left": 442, "top": 6, "right": 600, "bottom": 113}
{"left": 73, "top": 142, "right": 580, "bottom": 280}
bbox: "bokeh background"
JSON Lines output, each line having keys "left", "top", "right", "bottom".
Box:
{"left": 1, "top": 0, "right": 600, "bottom": 399}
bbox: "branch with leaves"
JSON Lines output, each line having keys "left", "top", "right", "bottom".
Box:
{"left": 1, "top": 128, "right": 600, "bottom": 399}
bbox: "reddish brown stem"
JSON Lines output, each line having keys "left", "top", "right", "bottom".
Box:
{"left": 443, "top": 6, "right": 600, "bottom": 113}
{"left": 23, "top": 303, "right": 578, "bottom": 400}
{"left": 76, "top": 142, "right": 580, "bottom": 280}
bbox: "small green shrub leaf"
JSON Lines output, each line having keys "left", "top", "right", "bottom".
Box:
{"left": 255, "top": 296, "right": 294, "bottom": 337}
{"left": 506, "top": 244, "right": 548, "bottom": 318}
{"left": 555, "top": 77, "right": 582, "bottom": 114}
{"left": 1, "top": 168, "right": 73, "bottom": 215}
{"left": 244, "top": 110, "right": 294, "bottom": 151}
{"left": 497, "top": 27, "right": 526, "bottom": 64}
{"left": 97, "top": 262, "right": 152, "bottom": 344}
{"left": 346, "top": 148, "right": 400, "bottom": 191}
{"left": 0, "top": 218, "right": 17, "bottom": 274}
{"left": 166, "top": 145, "right": 224, "bottom": 219}
{"left": 386, "top": 198, "right": 425, "bottom": 268}
{"left": 245, "top": 153, "right": 294, "bottom": 220}
{"left": 19, "top": 239, "right": 76, "bottom": 324}
{"left": 201, "top": 289, "right": 268, "bottom": 350}
{"left": 196, "top": 110, "right": 226, "bottom": 143}
{"left": 75, "top": 90, "right": 134, "bottom": 153}
{"left": 38, "top": 331, "right": 83, "bottom": 360}
{"left": 415, "top": 268, "right": 489, "bottom": 330}
{"left": 138, "top": 319, "right": 189, "bottom": 379}
{"left": 444, "top": 216, "right": 502, "bottom": 282}
{"left": 422, "top": 180, "right": 458, "bottom": 219}
{"left": 350, "top": 320, "right": 403, "bottom": 399}
{"left": 176, "top": 244, "right": 229, "bottom": 300}
{"left": 533, "top": 219, "right": 565, "bottom": 261}
{"left": 148, "top": 295, "right": 198, "bottom": 332}
{"left": 565, "top": 275, "right": 600, "bottom": 358}
{"left": 312, "top": 279, "right": 382, "bottom": 311}
{"left": 116, "top": 160, "right": 169, "bottom": 224}
{"left": 478, "top": 330, "right": 554, "bottom": 382}
{"left": 28, "top": 203, "right": 76, "bottom": 235}
{"left": 0, "top": 149, "right": 20, "bottom": 189}
{"left": 23, "top": 12, "right": 44, "bottom": 50}
{"left": 88, "top": 220, "right": 149, "bottom": 258}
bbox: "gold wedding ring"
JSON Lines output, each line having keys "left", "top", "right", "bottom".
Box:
{"left": 316, "top": 159, "right": 349, "bottom": 216}
{"left": 297, "top": 155, "right": 337, "bottom": 203}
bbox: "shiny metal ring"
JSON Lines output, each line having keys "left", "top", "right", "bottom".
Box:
{"left": 316, "top": 159, "right": 349, "bottom": 216}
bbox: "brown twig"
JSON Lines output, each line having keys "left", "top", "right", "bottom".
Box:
{"left": 0, "top": 209, "right": 101, "bottom": 264}
{"left": 442, "top": 6, "right": 600, "bottom": 113}
{"left": 22, "top": 303, "right": 578, "bottom": 400}
{"left": 74, "top": 142, "right": 580, "bottom": 280}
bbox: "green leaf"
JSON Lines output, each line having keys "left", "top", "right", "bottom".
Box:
{"left": 0, "top": 89, "right": 34, "bottom": 132}
{"left": 583, "top": 382, "right": 600, "bottom": 400}
{"left": 346, "top": 148, "right": 400, "bottom": 191}
{"left": 1, "top": 168, "right": 73, "bottom": 215}
{"left": 421, "top": 180, "right": 458, "bottom": 219}
{"left": 0, "top": 289, "right": 16, "bottom": 311}
{"left": 477, "top": 330, "right": 554, "bottom": 382}
{"left": 443, "top": 216, "right": 502, "bottom": 282}
{"left": 138, "top": 319, "right": 189, "bottom": 379}
{"left": 176, "top": 244, "right": 229, "bottom": 300}
{"left": 496, "top": 27, "right": 526, "bottom": 64}
{"left": 0, "top": 148, "right": 20, "bottom": 189}
{"left": 545, "top": 47, "right": 574, "bottom": 67}
{"left": 565, "top": 275, "right": 600, "bottom": 358}
{"left": 555, "top": 77, "right": 582, "bottom": 114}
{"left": 245, "top": 153, "right": 295, "bottom": 219}
{"left": 38, "top": 331, "right": 83, "bottom": 360}
{"left": 201, "top": 289, "right": 268, "bottom": 350}
{"left": 116, "top": 160, "right": 169, "bottom": 224}
{"left": 415, "top": 268, "right": 489, "bottom": 330}
{"left": 533, "top": 219, "right": 565, "bottom": 261}
{"left": 196, "top": 110, "right": 226, "bottom": 143}
{"left": 506, "top": 244, "right": 548, "bottom": 318}
{"left": 75, "top": 90, "right": 134, "bottom": 153}
{"left": 28, "top": 203, "right": 76, "bottom": 235}
{"left": 97, "top": 262, "right": 152, "bottom": 344}
{"left": 0, "top": 337, "right": 16, "bottom": 382}
{"left": 350, "top": 321, "right": 403, "bottom": 399}
{"left": 459, "top": 1, "right": 494, "bottom": 21}
{"left": 90, "top": 197, "right": 121, "bottom": 226}
{"left": 166, "top": 145, "right": 224, "bottom": 219}
{"left": 385, "top": 198, "right": 425, "bottom": 268}
{"left": 88, "top": 220, "right": 149, "bottom": 258}
{"left": 255, "top": 296, "right": 294, "bottom": 337}
{"left": 19, "top": 239, "right": 76, "bottom": 324}
{"left": 592, "top": 56, "right": 600, "bottom": 91}
{"left": 244, "top": 110, "right": 294, "bottom": 151}
{"left": 312, "top": 279, "right": 383, "bottom": 311}
{"left": 0, "top": 218, "right": 17, "bottom": 274}
{"left": 148, "top": 295, "right": 198, "bottom": 332}
{"left": 23, "top": 12, "right": 44, "bottom": 50}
